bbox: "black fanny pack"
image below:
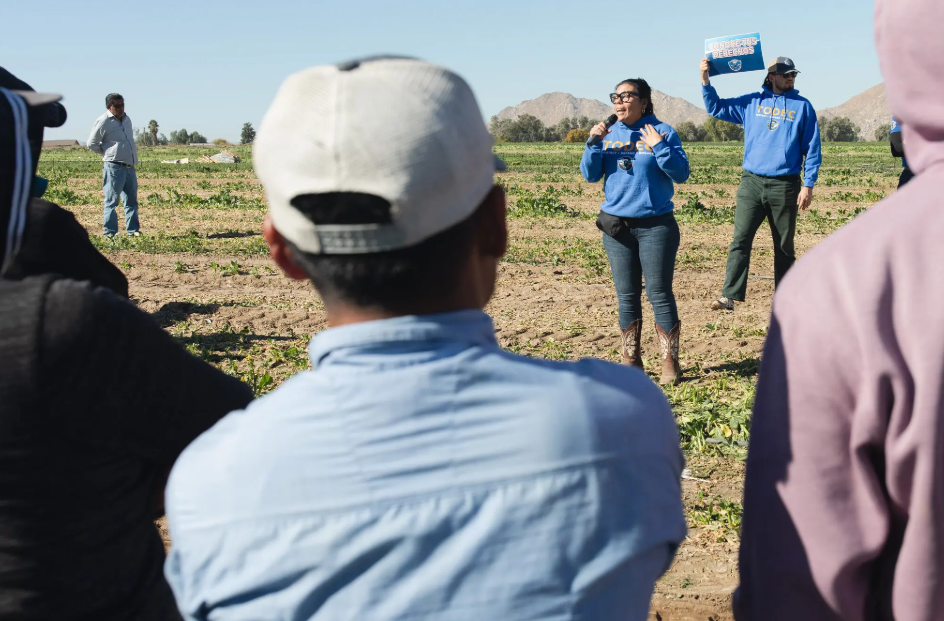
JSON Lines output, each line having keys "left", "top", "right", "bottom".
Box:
{"left": 596, "top": 211, "right": 625, "bottom": 238}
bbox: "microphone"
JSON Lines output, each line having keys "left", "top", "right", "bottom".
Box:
{"left": 587, "top": 114, "right": 618, "bottom": 147}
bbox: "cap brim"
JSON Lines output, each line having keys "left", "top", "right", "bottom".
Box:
{"left": 12, "top": 90, "right": 62, "bottom": 107}
{"left": 768, "top": 64, "right": 800, "bottom": 76}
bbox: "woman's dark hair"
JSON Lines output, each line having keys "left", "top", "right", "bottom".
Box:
{"left": 615, "top": 78, "right": 654, "bottom": 115}
{"left": 105, "top": 93, "right": 124, "bottom": 108}
{"left": 284, "top": 192, "right": 480, "bottom": 314}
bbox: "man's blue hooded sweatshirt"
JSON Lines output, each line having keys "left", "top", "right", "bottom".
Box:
{"left": 702, "top": 83, "right": 822, "bottom": 187}
{"left": 579, "top": 114, "right": 690, "bottom": 219}
{"left": 891, "top": 117, "right": 907, "bottom": 168}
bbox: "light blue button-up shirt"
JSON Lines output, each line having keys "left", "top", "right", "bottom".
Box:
{"left": 86, "top": 111, "right": 138, "bottom": 166}
{"left": 164, "top": 311, "right": 686, "bottom": 621}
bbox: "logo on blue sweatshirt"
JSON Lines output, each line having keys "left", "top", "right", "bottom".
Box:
{"left": 756, "top": 105, "right": 797, "bottom": 121}
{"left": 767, "top": 119, "right": 779, "bottom": 131}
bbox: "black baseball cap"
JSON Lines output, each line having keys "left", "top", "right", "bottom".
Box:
{"left": 0, "top": 71, "right": 65, "bottom": 273}
{"left": 0, "top": 67, "right": 66, "bottom": 128}
{"left": 767, "top": 57, "right": 800, "bottom": 76}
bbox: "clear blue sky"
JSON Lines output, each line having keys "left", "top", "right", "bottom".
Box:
{"left": 6, "top": 0, "right": 878, "bottom": 142}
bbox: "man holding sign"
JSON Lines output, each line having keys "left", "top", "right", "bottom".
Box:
{"left": 700, "top": 54, "right": 821, "bottom": 312}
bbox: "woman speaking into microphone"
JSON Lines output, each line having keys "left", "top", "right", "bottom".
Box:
{"left": 580, "top": 78, "right": 690, "bottom": 385}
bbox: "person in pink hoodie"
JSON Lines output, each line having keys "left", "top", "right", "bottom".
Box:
{"left": 734, "top": 1, "right": 944, "bottom": 619}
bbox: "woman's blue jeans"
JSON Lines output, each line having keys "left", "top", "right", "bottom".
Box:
{"left": 601, "top": 211, "right": 680, "bottom": 333}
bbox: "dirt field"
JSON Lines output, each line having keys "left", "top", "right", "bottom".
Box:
{"left": 40, "top": 141, "right": 900, "bottom": 620}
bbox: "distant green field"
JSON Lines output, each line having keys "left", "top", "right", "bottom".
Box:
{"left": 493, "top": 141, "right": 899, "bottom": 177}
{"left": 38, "top": 140, "right": 898, "bottom": 275}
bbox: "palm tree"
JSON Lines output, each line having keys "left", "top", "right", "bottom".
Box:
{"left": 149, "top": 120, "right": 159, "bottom": 146}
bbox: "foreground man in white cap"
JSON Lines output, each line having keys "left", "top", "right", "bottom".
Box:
{"left": 163, "top": 57, "right": 686, "bottom": 621}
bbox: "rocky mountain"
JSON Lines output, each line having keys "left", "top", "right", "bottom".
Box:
{"left": 493, "top": 91, "right": 709, "bottom": 129}
{"left": 495, "top": 85, "right": 895, "bottom": 141}
{"left": 818, "top": 84, "right": 890, "bottom": 141}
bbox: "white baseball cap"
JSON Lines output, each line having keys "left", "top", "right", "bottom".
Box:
{"left": 253, "top": 56, "right": 505, "bottom": 255}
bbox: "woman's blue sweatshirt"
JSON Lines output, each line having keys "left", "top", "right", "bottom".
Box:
{"left": 702, "top": 84, "right": 822, "bottom": 187}
{"left": 579, "top": 114, "right": 690, "bottom": 219}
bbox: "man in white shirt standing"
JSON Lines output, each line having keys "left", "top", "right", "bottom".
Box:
{"left": 87, "top": 93, "right": 140, "bottom": 237}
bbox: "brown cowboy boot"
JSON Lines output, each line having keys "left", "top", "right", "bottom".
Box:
{"left": 655, "top": 322, "right": 682, "bottom": 386}
{"left": 620, "top": 320, "right": 644, "bottom": 370}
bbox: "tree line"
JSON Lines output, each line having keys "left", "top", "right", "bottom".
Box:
{"left": 133, "top": 121, "right": 257, "bottom": 146}
{"left": 817, "top": 118, "right": 896, "bottom": 143}
{"left": 491, "top": 113, "right": 887, "bottom": 143}
{"left": 128, "top": 113, "right": 884, "bottom": 147}
{"left": 490, "top": 114, "right": 744, "bottom": 143}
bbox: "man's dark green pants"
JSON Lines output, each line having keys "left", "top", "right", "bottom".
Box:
{"left": 721, "top": 171, "right": 801, "bottom": 301}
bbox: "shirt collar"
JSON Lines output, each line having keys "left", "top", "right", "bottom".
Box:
{"left": 308, "top": 310, "right": 497, "bottom": 369}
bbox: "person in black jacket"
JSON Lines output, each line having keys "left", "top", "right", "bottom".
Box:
{"left": 0, "top": 85, "right": 254, "bottom": 620}
{"left": 0, "top": 67, "right": 128, "bottom": 296}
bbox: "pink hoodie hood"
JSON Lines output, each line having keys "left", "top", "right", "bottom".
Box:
{"left": 875, "top": 0, "right": 944, "bottom": 174}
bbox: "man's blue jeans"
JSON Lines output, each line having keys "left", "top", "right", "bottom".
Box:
{"left": 102, "top": 162, "right": 140, "bottom": 235}
{"left": 601, "top": 211, "right": 680, "bottom": 333}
